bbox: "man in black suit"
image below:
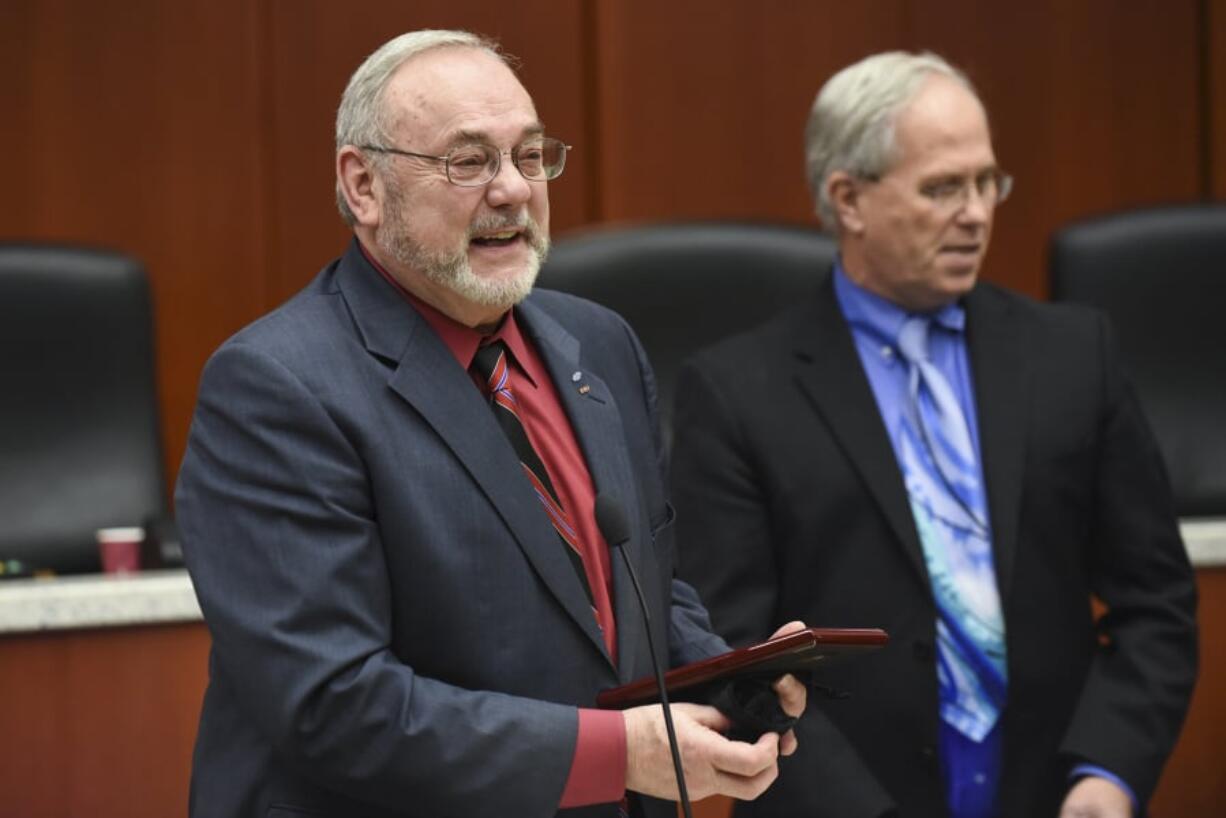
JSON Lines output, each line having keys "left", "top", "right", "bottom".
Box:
{"left": 672, "top": 51, "right": 1196, "bottom": 818}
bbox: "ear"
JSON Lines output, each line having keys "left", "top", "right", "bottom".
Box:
{"left": 337, "top": 146, "right": 381, "bottom": 227}
{"left": 826, "top": 170, "right": 866, "bottom": 235}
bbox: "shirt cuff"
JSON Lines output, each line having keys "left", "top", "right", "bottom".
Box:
{"left": 1069, "top": 763, "right": 1140, "bottom": 815}
{"left": 558, "top": 708, "right": 627, "bottom": 808}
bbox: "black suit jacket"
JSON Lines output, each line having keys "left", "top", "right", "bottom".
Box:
{"left": 671, "top": 271, "right": 1197, "bottom": 817}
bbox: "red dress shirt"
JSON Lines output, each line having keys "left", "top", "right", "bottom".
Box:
{"left": 360, "top": 243, "right": 627, "bottom": 808}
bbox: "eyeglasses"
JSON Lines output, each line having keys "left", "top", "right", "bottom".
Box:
{"left": 865, "top": 168, "right": 1014, "bottom": 213}
{"left": 359, "top": 137, "right": 571, "bottom": 187}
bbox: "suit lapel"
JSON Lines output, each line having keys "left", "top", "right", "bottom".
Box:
{"left": 791, "top": 273, "right": 929, "bottom": 583}
{"left": 964, "top": 286, "right": 1027, "bottom": 603}
{"left": 788, "top": 272, "right": 1027, "bottom": 601}
{"left": 335, "top": 245, "right": 611, "bottom": 666}
{"left": 517, "top": 300, "right": 643, "bottom": 677}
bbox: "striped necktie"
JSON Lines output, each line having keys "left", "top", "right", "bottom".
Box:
{"left": 471, "top": 341, "right": 596, "bottom": 614}
{"left": 896, "top": 315, "right": 1007, "bottom": 742}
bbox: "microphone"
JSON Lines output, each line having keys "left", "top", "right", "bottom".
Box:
{"left": 595, "top": 494, "right": 693, "bottom": 818}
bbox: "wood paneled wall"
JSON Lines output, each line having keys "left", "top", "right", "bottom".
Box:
{"left": 0, "top": 623, "right": 211, "bottom": 818}
{"left": 1, "top": 1, "right": 1221, "bottom": 815}
{"left": 1, "top": 0, "right": 1214, "bottom": 480}
{"left": 1212, "top": 0, "right": 1226, "bottom": 197}
{"left": 2, "top": 0, "right": 1213, "bottom": 481}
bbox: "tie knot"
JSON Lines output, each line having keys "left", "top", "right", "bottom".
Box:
{"left": 471, "top": 340, "right": 507, "bottom": 380}
{"left": 897, "top": 316, "right": 931, "bottom": 363}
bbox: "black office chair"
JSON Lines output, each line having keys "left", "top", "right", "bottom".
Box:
{"left": 537, "top": 221, "right": 837, "bottom": 448}
{"left": 1049, "top": 204, "right": 1226, "bottom": 518}
{"left": 0, "top": 245, "right": 174, "bottom": 574}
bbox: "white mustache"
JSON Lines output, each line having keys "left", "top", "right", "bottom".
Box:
{"left": 466, "top": 213, "right": 547, "bottom": 253}
{"left": 468, "top": 213, "right": 531, "bottom": 236}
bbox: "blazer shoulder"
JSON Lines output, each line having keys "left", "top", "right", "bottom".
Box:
{"left": 527, "top": 287, "right": 629, "bottom": 334}
{"left": 685, "top": 298, "right": 816, "bottom": 375}
{"left": 204, "top": 267, "right": 361, "bottom": 383}
{"left": 524, "top": 288, "right": 651, "bottom": 372}
{"left": 971, "top": 281, "right": 1106, "bottom": 340}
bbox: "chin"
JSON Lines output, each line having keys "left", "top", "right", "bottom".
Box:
{"left": 455, "top": 262, "right": 540, "bottom": 308}
{"left": 940, "top": 260, "right": 981, "bottom": 287}
{"left": 915, "top": 268, "right": 977, "bottom": 309}
{"left": 944, "top": 274, "right": 978, "bottom": 298}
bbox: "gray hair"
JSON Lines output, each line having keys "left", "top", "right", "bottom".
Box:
{"left": 804, "top": 51, "right": 976, "bottom": 231}
{"left": 334, "top": 30, "right": 506, "bottom": 225}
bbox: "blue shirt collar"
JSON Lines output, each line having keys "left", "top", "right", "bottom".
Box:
{"left": 831, "top": 258, "right": 966, "bottom": 346}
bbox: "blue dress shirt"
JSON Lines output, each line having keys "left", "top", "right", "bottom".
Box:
{"left": 830, "top": 261, "right": 1138, "bottom": 816}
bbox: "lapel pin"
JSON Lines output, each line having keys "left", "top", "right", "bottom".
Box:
{"left": 578, "top": 384, "right": 591, "bottom": 395}
{"left": 571, "top": 371, "right": 582, "bottom": 382}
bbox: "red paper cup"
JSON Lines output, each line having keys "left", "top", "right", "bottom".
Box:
{"left": 96, "top": 527, "right": 145, "bottom": 574}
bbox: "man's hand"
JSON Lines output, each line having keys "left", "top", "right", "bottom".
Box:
{"left": 621, "top": 619, "right": 813, "bottom": 803}
{"left": 624, "top": 702, "right": 781, "bottom": 801}
{"left": 768, "top": 620, "right": 809, "bottom": 756}
{"left": 1058, "top": 776, "right": 1133, "bottom": 818}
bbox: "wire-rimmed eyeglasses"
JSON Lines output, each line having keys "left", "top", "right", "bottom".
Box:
{"left": 360, "top": 137, "right": 571, "bottom": 187}
{"left": 863, "top": 167, "right": 1014, "bottom": 213}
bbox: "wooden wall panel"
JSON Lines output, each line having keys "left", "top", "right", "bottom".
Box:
{"left": 592, "top": 0, "right": 909, "bottom": 225}
{"left": 1212, "top": 0, "right": 1226, "bottom": 198}
{"left": 259, "top": 1, "right": 592, "bottom": 306}
{"left": 0, "top": 3, "right": 36, "bottom": 234}
{"left": 591, "top": 0, "right": 1202, "bottom": 298}
{"left": 0, "top": 623, "right": 211, "bottom": 818}
{"left": 0, "top": 0, "right": 269, "bottom": 487}
{"left": 907, "top": 0, "right": 1203, "bottom": 296}
{"left": 1151, "top": 568, "right": 1226, "bottom": 815}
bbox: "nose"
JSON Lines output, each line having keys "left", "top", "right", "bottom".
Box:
{"left": 958, "top": 185, "right": 992, "bottom": 225}
{"left": 484, "top": 153, "right": 533, "bottom": 209}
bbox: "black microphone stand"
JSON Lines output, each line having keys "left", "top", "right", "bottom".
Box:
{"left": 596, "top": 495, "right": 694, "bottom": 818}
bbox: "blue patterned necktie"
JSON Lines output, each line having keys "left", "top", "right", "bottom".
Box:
{"left": 896, "top": 315, "right": 1007, "bottom": 742}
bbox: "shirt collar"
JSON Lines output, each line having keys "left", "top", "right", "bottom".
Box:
{"left": 358, "top": 238, "right": 537, "bottom": 386}
{"left": 832, "top": 258, "right": 966, "bottom": 346}
{"left": 488, "top": 310, "right": 540, "bottom": 388}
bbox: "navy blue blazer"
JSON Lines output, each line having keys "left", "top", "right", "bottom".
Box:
{"left": 177, "top": 240, "right": 727, "bottom": 818}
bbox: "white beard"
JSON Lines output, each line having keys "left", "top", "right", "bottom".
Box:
{"left": 376, "top": 180, "right": 550, "bottom": 310}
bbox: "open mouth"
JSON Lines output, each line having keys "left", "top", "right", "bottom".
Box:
{"left": 471, "top": 230, "right": 522, "bottom": 248}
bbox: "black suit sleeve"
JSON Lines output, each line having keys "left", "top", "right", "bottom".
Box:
{"left": 671, "top": 358, "right": 896, "bottom": 818}
{"left": 1057, "top": 313, "right": 1198, "bottom": 804}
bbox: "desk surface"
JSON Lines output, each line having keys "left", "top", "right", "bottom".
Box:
{"left": 0, "top": 568, "right": 200, "bottom": 634}
{"left": 1182, "top": 517, "right": 1226, "bottom": 567}
{"left": 1, "top": 518, "right": 1223, "bottom": 635}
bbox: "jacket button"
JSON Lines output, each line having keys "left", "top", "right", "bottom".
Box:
{"left": 913, "top": 640, "right": 933, "bottom": 661}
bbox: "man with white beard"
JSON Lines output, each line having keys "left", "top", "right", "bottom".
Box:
{"left": 175, "top": 28, "right": 805, "bottom": 818}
